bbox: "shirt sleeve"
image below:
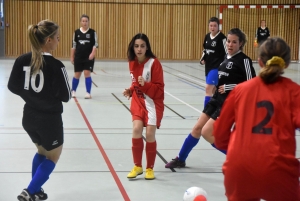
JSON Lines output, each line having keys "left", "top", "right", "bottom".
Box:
{"left": 200, "top": 36, "right": 207, "bottom": 62}
{"left": 255, "top": 27, "right": 259, "bottom": 38}
{"left": 52, "top": 64, "right": 71, "bottom": 102}
{"left": 93, "top": 31, "right": 98, "bottom": 48}
{"left": 139, "top": 59, "right": 164, "bottom": 100}
{"left": 72, "top": 31, "right": 76, "bottom": 49}
{"left": 214, "top": 88, "right": 236, "bottom": 150}
{"left": 221, "top": 36, "right": 228, "bottom": 55}
{"left": 7, "top": 56, "right": 23, "bottom": 95}
{"left": 292, "top": 86, "right": 300, "bottom": 129}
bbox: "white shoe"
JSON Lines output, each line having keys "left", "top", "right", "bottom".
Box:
{"left": 84, "top": 93, "right": 92, "bottom": 99}
{"left": 72, "top": 91, "right": 76, "bottom": 98}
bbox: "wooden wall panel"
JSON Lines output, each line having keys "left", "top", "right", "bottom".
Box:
{"left": 4, "top": 0, "right": 300, "bottom": 60}
{"left": 18, "top": 0, "right": 300, "bottom": 5}
{"left": 222, "top": 8, "right": 300, "bottom": 61}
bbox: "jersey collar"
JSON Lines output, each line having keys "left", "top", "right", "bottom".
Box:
{"left": 42, "top": 52, "right": 52, "bottom": 56}
{"left": 80, "top": 27, "right": 90, "bottom": 33}
{"left": 227, "top": 50, "right": 241, "bottom": 59}
{"left": 210, "top": 31, "right": 220, "bottom": 40}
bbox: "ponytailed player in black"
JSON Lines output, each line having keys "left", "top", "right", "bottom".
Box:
{"left": 165, "top": 28, "right": 255, "bottom": 169}
{"left": 70, "top": 14, "right": 98, "bottom": 99}
{"left": 200, "top": 17, "right": 227, "bottom": 108}
{"left": 8, "top": 20, "right": 71, "bottom": 201}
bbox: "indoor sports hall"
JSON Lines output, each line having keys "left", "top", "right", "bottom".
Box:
{"left": 0, "top": 1, "right": 300, "bottom": 201}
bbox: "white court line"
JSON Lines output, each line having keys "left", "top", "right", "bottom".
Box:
{"left": 164, "top": 90, "right": 202, "bottom": 113}
{"left": 178, "top": 73, "right": 206, "bottom": 86}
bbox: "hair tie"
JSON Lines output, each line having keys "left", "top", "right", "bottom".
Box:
{"left": 266, "top": 56, "right": 285, "bottom": 69}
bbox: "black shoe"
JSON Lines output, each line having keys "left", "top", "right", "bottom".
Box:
{"left": 17, "top": 189, "right": 36, "bottom": 201}
{"left": 165, "top": 157, "right": 186, "bottom": 168}
{"left": 35, "top": 188, "right": 48, "bottom": 200}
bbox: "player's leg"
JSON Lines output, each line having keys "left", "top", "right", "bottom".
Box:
{"left": 127, "top": 118, "right": 144, "bottom": 178}
{"left": 204, "top": 69, "right": 218, "bottom": 107}
{"left": 144, "top": 125, "right": 157, "bottom": 180}
{"left": 19, "top": 108, "right": 47, "bottom": 201}
{"left": 165, "top": 112, "right": 210, "bottom": 168}
{"left": 18, "top": 112, "right": 63, "bottom": 201}
{"left": 83, "top": 59, "right": 94, "bottom": 99}
{"left": 202, "top": 118, "right": 227, "bottom": 154}
{"left": 72, "top": 59, "right": 83, "bottom": 98}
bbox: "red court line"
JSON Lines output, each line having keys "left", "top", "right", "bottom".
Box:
{"left": 74, "top": 97, "right": 131, "bottom": 201}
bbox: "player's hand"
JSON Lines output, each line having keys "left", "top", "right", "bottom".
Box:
{"left": 138, "top": 76, "right": 145, "bottom": 86}
{"left": 123, "top": 88, "right": 131, "bottom": 100}
{"left": 218, "top": 85, "right": 225, "bottom": 94}
{"left": 70, "top": 58, "right": 74, "bottom": 65}
{"left": 254, "top": 39, "right": 258, "bottom": 48}
{"left": 200, "top": 60, "right": 205, "bottom": 65}
{"left": 89, "top": 53, "right": 95, "bottom": 60}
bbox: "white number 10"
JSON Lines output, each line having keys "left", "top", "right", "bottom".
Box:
{"left": 23, "top": 66, "right": 44, "bottom": 93}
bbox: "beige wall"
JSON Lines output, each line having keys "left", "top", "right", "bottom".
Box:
{"left": 5, "top": 0, "right": 300, "bottom": 60}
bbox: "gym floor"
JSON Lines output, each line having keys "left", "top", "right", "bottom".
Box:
{"left": 0, "top": 59, "right": 299, "bottom": 201}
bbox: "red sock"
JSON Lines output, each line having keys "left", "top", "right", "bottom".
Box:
{"left": 146, "top": 141, "right": 157, "bottom": 169}
{"left": 132, "top": 138, "right": 144, "bottom": 167}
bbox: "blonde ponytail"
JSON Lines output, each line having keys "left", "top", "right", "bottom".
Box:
{"left": 27, "top": 20, "right": 59, "bottom": 74}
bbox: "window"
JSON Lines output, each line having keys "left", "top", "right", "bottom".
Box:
{"left": 0, "top": 0, "right": 3, "bottom": 28}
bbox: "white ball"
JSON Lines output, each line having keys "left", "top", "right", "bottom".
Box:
{"left": 183, "top": 186, "right": 207, "bottom": 201}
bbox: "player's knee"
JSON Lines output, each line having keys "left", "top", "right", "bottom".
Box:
{"left": 191, "top": 127, "right": 202, "bottom": 138}
{"left": 201, "top": 128, "right": 209, "bottom": 139}
{"left": 45, "top": 145, "right": 63, "bottom": 164}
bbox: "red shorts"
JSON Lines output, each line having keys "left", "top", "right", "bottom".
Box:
{"left": 132, "top": 115, "right": 161, "bottom": 128}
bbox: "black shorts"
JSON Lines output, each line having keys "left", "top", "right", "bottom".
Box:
{"left": 74, "top": 58, "right": 94, "bottom": 72}
{"left": 202, "top": 97, "right": 222, "bottom": 120}
{"left": 22, "top": 105, "right": 64, "bottom": 151}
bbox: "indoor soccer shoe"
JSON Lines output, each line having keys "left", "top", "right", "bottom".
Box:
{"left": 71, "top": 91, "right": 76, "bottom": 98}
{"left": 127, "top": 166, "right": 143, "bottom": 178}
{"left": 17, "top": 189, "right": 36, "bottom": 201}
{"left": 84, "top": 93, "right": 92, "bottom": 99}
{"left": 145, "top": 168, "right": 155, "bottom": 180}
{"left": 35, "top": 188, "right": 48, "bottom": 200}
{"left": 165, "top": 157, "right": 186, "bottom": 168}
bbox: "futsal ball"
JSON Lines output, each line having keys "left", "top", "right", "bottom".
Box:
{"left": 183, "top": 186, "right": 207, "bottom": 201}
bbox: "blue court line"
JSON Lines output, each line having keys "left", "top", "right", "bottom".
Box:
{"left": 178, "top": 78, "right": 205, "bottom": 91}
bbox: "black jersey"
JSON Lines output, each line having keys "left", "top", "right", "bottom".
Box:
{"left": 72, "top": 28, "right": 98, "bottom": 59}
{"left": 215, "top": 51, "right": 256, "bottom": 103}
{"left": 200, "top": 31, "right": 228, "bottom": 76}
{"left": 256, "top": 27, "right": 270, "bottom": 44}
{"left": 8, "top": 52, "right": 71, "bottom": 114}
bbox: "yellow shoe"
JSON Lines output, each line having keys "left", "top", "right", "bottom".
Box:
{"left": 145, "top": 168, "right": 155, "bottom": 180}
{"left": 127, "top": 166, "right": 143, "bottom": 178}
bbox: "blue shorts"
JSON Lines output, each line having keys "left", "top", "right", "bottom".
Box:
{"left": 206, "top": 69, "right": 218, "bottom": 85}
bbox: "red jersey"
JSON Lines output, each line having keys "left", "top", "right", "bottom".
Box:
{"left": 128, "top": 57, "right": 164, "bottom": 128}
{"left": 214, "top": 76, "right": 300, "bottom": 199}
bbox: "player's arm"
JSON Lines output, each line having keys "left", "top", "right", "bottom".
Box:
{"left": 267, "top": 27, "right": 270, "bottom": 37}
{"left": 292, "top": 87, "right": 300, "bottom": 128}
{"left": 7, "top": 57, "right": 23, "bottom": 95}
{"left": 139, "top": 60, "right": 164, "bottom": 99}
{"left": 221, "top": 36, "right": 228, "bottom": 55}
{"left": 255, "top": 28, "right": 258, "bottom": 41}
{"left": 71, "top": 32, "right": 76, "bottom": 64}
{"left": 89, "top": 31, "right": 98, "bottom": 60}
{"left": 52, "top": 64, "right": 71, "bottom": 102}
{"left": 200, "top": 36, "right": 207, "bottom": 64}
{"left": 214, "top": 88, "right": 236, "bottom": 150}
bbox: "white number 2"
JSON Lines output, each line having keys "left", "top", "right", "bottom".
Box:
{"left": 23, "top": 66, "right": 44, "bottom": 93}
